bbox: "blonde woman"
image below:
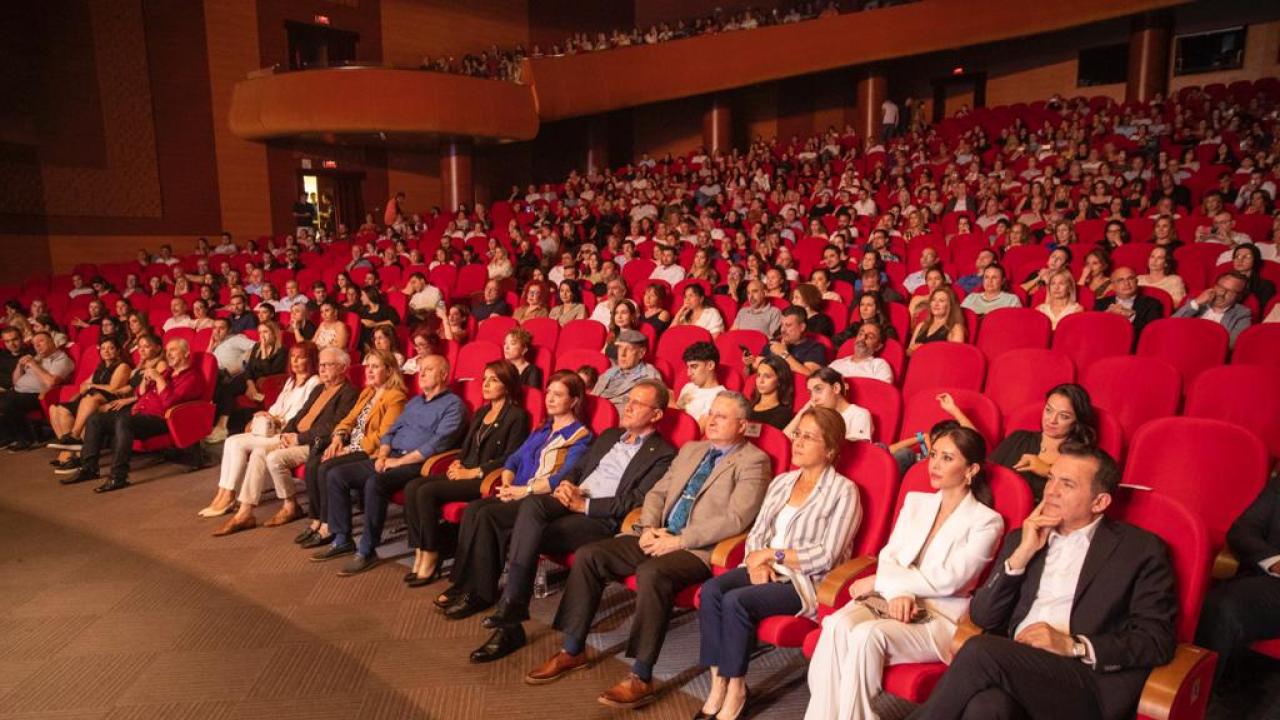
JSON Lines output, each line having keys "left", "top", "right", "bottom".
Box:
{"left": 1036, "top": 269, "right": 1083, "bottom": 330}
{"left": 297, "top": 350, "right": 408, "bottom": 549}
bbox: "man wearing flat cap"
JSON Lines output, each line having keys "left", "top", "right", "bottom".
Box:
{"left": 592, "top": 329, "right": 663, "bottom": 414}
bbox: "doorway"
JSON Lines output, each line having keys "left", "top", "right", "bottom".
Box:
{"left": 930, "top": 71, "right": 987, "bottom": 123}
{"left": 285, "top": 21, "right": 359, "bottom": 70}
{"left": 300, "top": 170, "right": 365, "bottom": 236}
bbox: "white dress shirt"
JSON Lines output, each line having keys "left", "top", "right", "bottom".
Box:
{"left": 1008, "top": 515, "right": 1104, "bottom": 664}
{"left": 650, "top": 263, "right": 686, "bottom": 285}
{"left": 827, "top": 356, "right": 893, "bottom": 384}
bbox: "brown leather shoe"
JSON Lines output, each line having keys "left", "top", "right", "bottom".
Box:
{"left": 597, "top": 674, "right": 657, "bottom": 709}
{"left": 262, "top": 505, "right": 304, "bottom": 527}
{"left": 213, "top": 514, "right": 257, "bottom": 537}
{"left": 524, "top": 650, "right": 588, "bottom": 685}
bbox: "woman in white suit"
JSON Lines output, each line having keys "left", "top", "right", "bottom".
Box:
{"left": 805, "top": 422, "right": 1004, "bottom": 720}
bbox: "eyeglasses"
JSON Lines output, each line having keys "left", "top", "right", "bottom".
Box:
{"left": 624, "top": 398, "right": 658, "bottom": 411}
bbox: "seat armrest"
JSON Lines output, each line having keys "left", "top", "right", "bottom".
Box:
{"left": 950, "top": 615, "right": 984, "bottom": 657}
{"left": 710, "top": 534, "right": 748, "bottom": 569}
{"left": 1138, "top": 643, "right": 1218, "bottom": 720}
{"left": 1212, "top": 547, "right": 1239, "bottom": 582}
{"left": 420, "top": 450, "right": 460, "bottom": 477}
{"left": 622, "top": 507, "right": 643, "bottom": 533}
{"left": 164, "top": 401, "right": 215, "bottom": 447}
{"left": 816, "top": 555, "right": 878, "bottom": 608}
{"left": 479, "top": 467, "right": 504, "bottom": 496}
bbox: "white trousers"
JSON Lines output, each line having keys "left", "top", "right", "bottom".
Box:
{"left": 217, "top": 434, "right": 282, "bottom": 499}
{"left": 804, "top": 604, "right": 950, "bottom": 720}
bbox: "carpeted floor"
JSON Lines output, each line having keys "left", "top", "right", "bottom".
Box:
{"left": 0, "top": 447, "right": 1276, "bottom": 720}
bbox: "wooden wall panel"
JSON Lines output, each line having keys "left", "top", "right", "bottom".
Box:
{"left": 381, "top": 0, "right": 528, "bottom": 68}
{"left": 0, "top": 236, "right": 53, "bottom": 285}
{"left": 47, "top": 235, "right": 206, "bottom": 274}
{"left": 206, "top": 0, "right": 272, "bottom": 239}
{"left": 386, "top": 148, "right": 443, "bottom": 217}
{"left": 632, "top": 95, "right": 703, "bottom": 160}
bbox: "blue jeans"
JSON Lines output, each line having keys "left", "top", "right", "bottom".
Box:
{"left": 698, "top": 566, "right": 802, "bottom": 678}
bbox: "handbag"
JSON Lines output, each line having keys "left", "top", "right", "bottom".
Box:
{"left": 854, "top": 592, "right": 932, "bottom": 624}
{"left": 249, "top": 414, "right": 281, "bottom": 438}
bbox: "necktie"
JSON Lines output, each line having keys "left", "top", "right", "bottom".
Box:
{"left": 666, "top": 448, "right": 723, "bottom": 535}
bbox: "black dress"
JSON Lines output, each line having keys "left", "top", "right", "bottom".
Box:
{"left": 989, "top": 430, "right": 1048, "bottom": 501}
{"left": 806, "top": 312, "right": 835, "bottom": 338}
{"left": 60, "top": 360, "right": 126, "bottom": 415}
{"left": 641, "top": 312, "right": 670, "bottom": 336}
{"left": 517, "top": 362, "right": 544, "bottom": 389}
{"left": 912, "top": 322, "right": 951, "bottom": 346}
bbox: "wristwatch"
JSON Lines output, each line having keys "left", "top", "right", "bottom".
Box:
{"left": 774, "top": 549, "right": 786, "bottom": 564}
{"left": 1071, "top": 636, "right": 1087, "bottom": 659}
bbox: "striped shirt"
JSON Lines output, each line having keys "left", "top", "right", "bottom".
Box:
{"left": 744, "top": 466, "right": 862, "bottom": 618}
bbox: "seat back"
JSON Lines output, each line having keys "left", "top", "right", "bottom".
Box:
{"left": 1124, "top": 416, "right": 1268, "bottom": 551}
{"left": 1185, "top": 364, "right": 1280, "bottom": 459}
{"left": 521, "top": 317, "right": 561, "bottom": 351}
{"left": 557, "top": 319, "right": 607, "bottom": 353}
{"left": 523, "top": 387, "right": 546, "bottom": 427}
{"left": 976, "top": 307, "right": 1051, "bottom": 361}
{"left": 1136, "top": 318, "right": 1229, "bottom": 388}
{"left": 983, "top": 348, "right": 1076, "bottom": 421}
{"left": 901, "top": 342, "right": 986, "bottom": 401}
{"left": 554, "top": 349, "right": 610, "bottom": 375}
{"left": 1051, "top": 311, "right": 1134, "bottom": 373}
{"left": 1232, "top": 324, "right": 1280, "bottom": 368}
{"left": 582, "top": 394, "right": 619, "bottom": 436}
{"left": 837, "top": 442, "right": 900, "bottom": 558}
{"left": 901, "top": 387, "right": 1002, "bottom": 448}
{"left": 1082, "top": 356, "right": 1180, "bottom": 440}
{"left": 453, "top": 340, "right": 501, "bottom": 382}
{"left": 1108, "top": 489, "right": 1211, "bottom": 643}
{"left": 655, "top": 325, "right": 713, "bottom": 369}
{"left": 716, "top": 329, "right": 768, "bottom": 373}
{"left": 475, "top": 316, "right": 518, "bottom": 346}
{"left": 753, "top": 424, "right": 792, "bottom": 478}
{"left": 657, "top": 407, "right": 700, "bottom": 446}
{"left": 190, "top": 351, "right": 218, "bottom": 402}
{"left": 847, "top": 378, "right": 902, "bottom": 445}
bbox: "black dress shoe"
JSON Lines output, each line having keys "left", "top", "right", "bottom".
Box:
{"left": 8, "top": 440, "right": 36, "bottom": 452}
{"left": 481, "top": 601, "right": 530, "bottom": 630}
{"left": 470, "top": 623, "right": 527, "bottom": 663}
{"left": 441, "top": 593, "right": 491, "bottom": 620}
{"left": 294, "top": 527, "right": 318, "bottom": 544}
{"left": 433, "top": 585, "right": 462, "bottom": 609}
{"left": 93, "top": 477, "right": 130, "bottom": 493}
{"left": 309, "top": 541, "right": 356, "bottom": 562}
{"left": 406, "top": 566, "right": 444, "bottom": 588}
{"left": 337, "top": 552, "right": 379, "bottom": 576}
{"left": 300, "top": 533, "right": 333, "bottom": 549}
{"left": 59, "top": 468, "right": 99, "bottom": 485}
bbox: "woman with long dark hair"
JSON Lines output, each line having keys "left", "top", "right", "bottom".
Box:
{"left": 748, "top": 355, "right": 794, "bottom": 430}
{"left": 989, "top": 383, "right": 1098, "bottom": 501}
{"left": 806, "top": 422, "right": 1004, "bottom": 720}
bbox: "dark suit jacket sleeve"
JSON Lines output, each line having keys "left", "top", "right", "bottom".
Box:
{"left": 587, "top": 437, "right": 677, "bottom": 521}
{"left": 1087, "top": 531, "right": 1178, "bottom": 672}
{"left": 1227, "top": 478, "right": 1280, "bottom": 569}
{"left": 1132, "top": 296, "right": 1163, "bottom": 338}
{"left": 969, "top": 531, "right": 1028, "bottom": 634}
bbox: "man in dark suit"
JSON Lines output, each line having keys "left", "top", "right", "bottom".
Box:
{"left": 1196, "top": 478, "right": 1280, "bottom": 688}
{"left": 1094, "top": 266, "right": 1163, "bottom": 346}
{"left": 524, "top": 391, "right": 770, "bottom": 710}
{"left": 910, "top": 444, "right": 1178, "bottom": 720}
{"left": 462, "top": 380, "right": 677, "bottom": 662}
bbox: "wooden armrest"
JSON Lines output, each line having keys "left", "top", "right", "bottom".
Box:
{"left": 815, "top": 555, "right": 877, "bottom": 608}
{"left": 1138, "top": 643, "right": 1217, "bottom": 720}
{"left": 622, "top": 507, "right": 643, "bottom": 533}
{"left": 950, "top": 615, "right": 983, "bottom": 657}
{"left": 710, "top": 533, "right": 748, "bottom": 568}
{"left": 420, "top": 449, "right": 460, "bottom": 476}
{"left": 479, "top": 468, "right": 504, "bottom": 496}
{"left": 1212, "top": 547, "right": 1239, "bottom": 582}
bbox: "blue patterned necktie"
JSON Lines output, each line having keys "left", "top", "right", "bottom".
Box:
{"left": 666, "top": 448, "right": 723, "bottom": 535}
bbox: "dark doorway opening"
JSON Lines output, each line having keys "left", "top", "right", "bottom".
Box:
{"left": 285, "top": 22, "right": 359, "bottom": 70}
{"left": 931, "top": 71, "right": 988, "bottom": 123}
{"left": 300, "top": 170, "right": 365, "bottom": 236}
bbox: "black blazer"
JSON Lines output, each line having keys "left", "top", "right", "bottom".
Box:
{"left": 559, "top": 427, "right": 676, "bottom": 524}
{"left": 1094, "top": 293, "right": 1163, "bottom": 346}
{"left": 972, "top": 517, "right": 1178, "bottom": 720}
{"left": 1228, "top": 478, "right": 1280, "bottom": 577}
{"left": 458, "top": 401, "right": 531, "bottom": 478}
{"left": 283, "top": 382, "right": 361, "bottom": 447}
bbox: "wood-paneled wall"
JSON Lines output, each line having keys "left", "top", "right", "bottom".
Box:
{"left": 381, "top": 0, "right": 528, "bottom": 68}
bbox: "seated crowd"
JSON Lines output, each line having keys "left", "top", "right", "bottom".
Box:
{"left": 2, "top": 80, "right": 1279, "bottom": 718}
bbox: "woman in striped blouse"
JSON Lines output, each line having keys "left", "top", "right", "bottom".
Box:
{"left": 696, "top": 406, "right": 862, "bottom": 720}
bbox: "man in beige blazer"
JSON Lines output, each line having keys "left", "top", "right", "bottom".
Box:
{"left": 525, "top": 391, "right": 771, "bottom": 708}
